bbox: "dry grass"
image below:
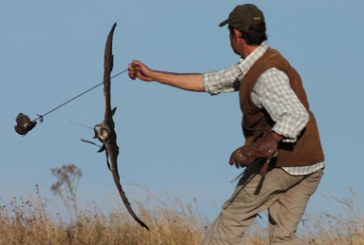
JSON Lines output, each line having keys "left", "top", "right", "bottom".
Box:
{"left": 300, "top": 189, "right": 364, "bottom": 245}
{"left": 1, "top": 189, "right": 363, "bottom": 245}
{"left": 0, "top": 184, "right": 207, "bottom": 245}
{"left": 0, "top": 165, "right": 363, "bottom": 244}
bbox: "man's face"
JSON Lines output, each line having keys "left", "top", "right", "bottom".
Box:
{"left": 229, "top": 26, "right": 243, "bottom": 56}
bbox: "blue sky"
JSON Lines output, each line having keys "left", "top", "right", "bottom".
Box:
{"left": 1, "top": 0, "right": 363, "bottom": 221}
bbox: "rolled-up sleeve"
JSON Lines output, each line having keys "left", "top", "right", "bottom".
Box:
{"left": 202, "top": 63, "right": 243, "bottom": 95}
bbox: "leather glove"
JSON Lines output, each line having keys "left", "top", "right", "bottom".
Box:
{"left": 229, "top": 132, "right": 279, "bottom": 168}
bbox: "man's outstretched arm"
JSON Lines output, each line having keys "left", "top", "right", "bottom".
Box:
{"left": 128, "top": 60, "right": 205, "bottom": 92}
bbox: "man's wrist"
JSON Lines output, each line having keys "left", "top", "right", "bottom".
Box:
{"left": 270, "top": 131, "right": 284, "bottom": 143}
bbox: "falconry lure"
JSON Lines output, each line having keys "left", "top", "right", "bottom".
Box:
{"left": 14, "top": 113, "right": 38, "bottom": 135}
{"left": 92, "top": 23, "right": 149, "bottom": 230}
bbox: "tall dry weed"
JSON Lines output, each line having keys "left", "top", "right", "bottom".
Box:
{"left": 301, "top": 188, "right": 364, "bottom": 245}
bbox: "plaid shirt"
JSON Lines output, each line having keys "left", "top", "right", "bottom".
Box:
{"left": 202, "top": 41, "right": 324, "bottom": 175}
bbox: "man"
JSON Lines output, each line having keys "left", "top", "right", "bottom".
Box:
{"left": 128, "top": 3, "right": 324, "bottom": 245}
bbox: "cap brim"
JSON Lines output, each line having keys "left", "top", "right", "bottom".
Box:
{"left": 219, "top": 19, "right": 229, "bottom": 27}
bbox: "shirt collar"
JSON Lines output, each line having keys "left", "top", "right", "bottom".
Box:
{"left": 237, "top": 41, "right": 269, "bottom": 76}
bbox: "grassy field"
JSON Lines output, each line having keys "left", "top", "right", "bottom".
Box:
{"left": 1, "top": 165, "right": 363, "bottom": 244}
{"left": 1, "top": 190, "right": 363, "bottom": 244}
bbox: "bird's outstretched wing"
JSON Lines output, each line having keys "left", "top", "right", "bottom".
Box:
{"left": 93, "top": 23, "right": 149, "bottom": 230}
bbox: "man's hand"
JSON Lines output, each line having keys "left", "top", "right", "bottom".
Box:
{"left": 229, "top": 132, "right": 280, "bottom": 168}
{"left": 128, "top": 60, "right": 155, "bottom": 81}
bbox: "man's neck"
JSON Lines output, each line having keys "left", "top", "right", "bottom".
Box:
{"left": 241, "top": 44, "right": 259, "bottom": 59}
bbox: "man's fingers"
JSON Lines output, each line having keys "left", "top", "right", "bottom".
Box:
{"left": 132, "top": 64, "right": 138, "bottom": 77}
{"left": 128, "top": 60, "right": 143, "bottom": 80}
{"left": 128, "top": 63, "right": 137, "bottom": 80}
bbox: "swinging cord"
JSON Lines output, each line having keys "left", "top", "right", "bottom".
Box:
{"left": 34, "top": 68, "right": 128, "bottom": 122}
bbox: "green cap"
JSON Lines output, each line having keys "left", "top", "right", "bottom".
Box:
{"left": 219, "top": 4, "right": 265, "bottom": 32}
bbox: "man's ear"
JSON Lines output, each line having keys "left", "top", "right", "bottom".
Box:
{"left": 232, "top": 28, "right": 243, "bottom": 38}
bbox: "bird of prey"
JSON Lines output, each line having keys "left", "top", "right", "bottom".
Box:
{"left": 93, "top": 22, "right": 149, "bottom": 230}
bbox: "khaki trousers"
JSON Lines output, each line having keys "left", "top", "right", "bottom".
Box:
{"left": 200, "top": 166, "right": 323, "bottom": 245}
